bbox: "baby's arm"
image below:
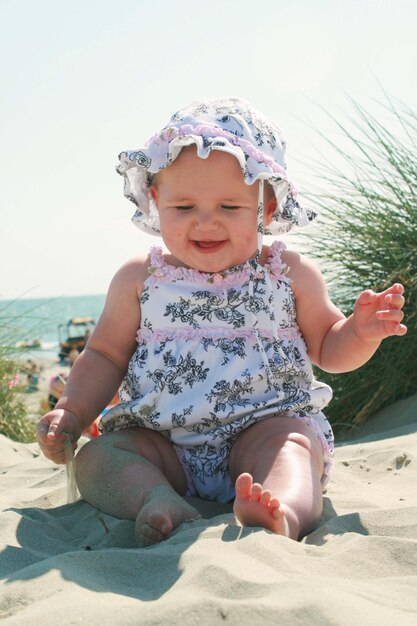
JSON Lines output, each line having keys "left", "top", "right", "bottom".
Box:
{"left": 37, "top": 257, "right": 149, "bottom": 463}
{"left": 319, "top": 283, "right": 406, "bottom": 372}
{"left": 286, "top": 250, "right": 407, "bottom": 373}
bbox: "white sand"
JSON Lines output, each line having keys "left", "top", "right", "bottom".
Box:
{"left": 1, "top": 370, "right": 416, "bottom": 624}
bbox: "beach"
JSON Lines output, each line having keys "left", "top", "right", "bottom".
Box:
{"left": 0, "top": 355, "right": 416, "bottom": 625}
{"left": 14, "top": 355, "right": 70, "bottom": 420}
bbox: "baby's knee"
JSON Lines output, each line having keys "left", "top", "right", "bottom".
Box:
{"left": 237, "top": 418, "right": 324, "bottom": 473}
{"left": 282, "top": 431, "right": 324, "bottom": 477}
{"left": 258, "top": 431, "right": 314, "bottom": 464}
{"left": 284, "top": 431, "right": 314, "bottom": 452}
{"left": 74, "top": 434, "right": 115, "bottom": 487}
{"left": 242, "top": 416, "right": 314, "bottom": 449}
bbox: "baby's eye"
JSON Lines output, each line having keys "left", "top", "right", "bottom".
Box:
{"left": 221, "top": 205, "right": 240, "bottom": 210}
{"left": 175, "top": 205, "right": 193, "bottom": 211}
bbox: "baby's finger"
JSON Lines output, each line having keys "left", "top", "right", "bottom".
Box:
{"left": 41, "top": 447, "right": 68, "bottom": 464}
{"left": 376, "top": 309, "right": 404, "bottom": 323}
{"left": 385, "top": 293, "right": 405, "bottom": 309}
{"left": 37, "top": 421, "right": 50, "bottom": 444}
{"left": 46, "top": 418, "right": 68, "bottom": 441}
{"left": 391, "top": 323, "right": 407, "bottom": 336}
{"left": 356, "top": 289, "right": 377, "bottom": 307}
{"left": 379, "top": 283, "right": 404, "bottom": 299}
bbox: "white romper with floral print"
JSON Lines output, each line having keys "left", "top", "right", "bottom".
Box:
{"left": 100, "top": 241, "right": 334, "bottom": 502}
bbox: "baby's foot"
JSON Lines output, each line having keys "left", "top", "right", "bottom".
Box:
{"left": 135, "top": 485, "right": 201, "bottom": 547}
{"left": 233, "top": 473, "right": 289, "bottom": 536}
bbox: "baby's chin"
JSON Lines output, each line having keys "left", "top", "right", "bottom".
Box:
{"left": 166, "top": 241, "right": 260, "bottom": 274}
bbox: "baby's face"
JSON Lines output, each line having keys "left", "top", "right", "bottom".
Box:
{"left": 150, "top": 147, "right": 274, "bottom": 273}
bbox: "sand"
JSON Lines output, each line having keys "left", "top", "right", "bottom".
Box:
{"left": 1, "top": 356, "right": 416, "bottom": 624}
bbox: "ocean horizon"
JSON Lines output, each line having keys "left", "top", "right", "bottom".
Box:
{"left": 0, "top": 294, "right": 106, "bottom": 359}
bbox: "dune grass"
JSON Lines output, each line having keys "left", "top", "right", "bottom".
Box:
{"left": 0, "top": 302, "right": 37, "bottom": 442}
{"left": 300, "top": 95, "right": 416, "bottom": 435}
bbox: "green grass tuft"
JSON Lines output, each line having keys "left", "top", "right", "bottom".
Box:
{"left": 0, "top": 302, "right": 38, "bottom": 442}
{"left": 299, "top": 94, "right": 417, "bottom": 435}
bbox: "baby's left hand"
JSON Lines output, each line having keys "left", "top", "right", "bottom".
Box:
{"left": 352, "top": 283, "right": 407, "bottom": 344}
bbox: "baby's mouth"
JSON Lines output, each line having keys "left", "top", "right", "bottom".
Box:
{"left": 196, "top": 241, "right": 220, "bottom": 248}
{"left": 193, "top": 240, "right": 226, "bottom": 251}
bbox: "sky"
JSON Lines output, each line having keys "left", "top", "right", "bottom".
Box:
{"left": 1, "top": 0, "right": 416, "bottom": 299}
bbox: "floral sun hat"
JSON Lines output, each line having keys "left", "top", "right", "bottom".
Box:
{"left": 116, "top": 97, "right": 317, "bottom": 236}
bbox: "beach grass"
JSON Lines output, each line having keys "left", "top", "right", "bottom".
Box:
{"left": 0, "top": 302, "right": 37, "bottom": 442}
{"left": 300, "top": 94, "right": 417, "bottom": 435}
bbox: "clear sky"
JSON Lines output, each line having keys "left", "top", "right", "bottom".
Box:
{"left": 1, "top": 0, "right": 416, "bottom": 299}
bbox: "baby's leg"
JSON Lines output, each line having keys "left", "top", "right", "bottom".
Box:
{"left": 75, "top": 428, "right": 200, "bottom": 547}
{"left": 228, "top": 417, "right": 324, "bottom": 540}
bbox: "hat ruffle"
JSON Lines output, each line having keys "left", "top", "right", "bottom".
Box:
{"left": 116, "top": 98, "right": 317, "bottom": 235}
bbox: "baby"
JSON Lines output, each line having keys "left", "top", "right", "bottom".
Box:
{"left": 37, "top": 98, "right": 407, "bottom": 545}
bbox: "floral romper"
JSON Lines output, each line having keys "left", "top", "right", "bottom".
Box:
{"left": 100, "top": 241, "right": 334, "bottom": 502}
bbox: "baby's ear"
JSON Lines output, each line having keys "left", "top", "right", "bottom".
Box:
{"left": 265, "top": 197, "right": 277, "bottom": 224}
{"left": 149, "top": 185, "right": 159, "bottom": 205}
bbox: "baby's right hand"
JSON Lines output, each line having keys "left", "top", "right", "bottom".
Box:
{"left": 37, "top": 409, "right": 85, "bottom": 464}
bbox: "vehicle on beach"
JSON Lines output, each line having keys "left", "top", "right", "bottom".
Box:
{"left": 58, "top": 317, "right": 95, "bottom": 360}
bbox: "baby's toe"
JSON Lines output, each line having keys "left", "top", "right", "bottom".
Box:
{"left": 251, "top": 483, "right": 263, "bottom": 500}
{"left": 261, "top": 490, "right": 272, "bottom": 506}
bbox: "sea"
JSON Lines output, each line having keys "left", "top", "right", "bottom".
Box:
{"left": 0, "top": 294, "right": 106, "bottom": 360}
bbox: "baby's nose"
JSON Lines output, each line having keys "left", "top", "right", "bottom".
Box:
{"left": 194, "top": 208, "right": 219, "bottom": 229}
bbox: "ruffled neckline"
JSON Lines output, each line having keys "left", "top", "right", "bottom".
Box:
{"left": 146, "top": 240, "right": 289, "bottom": 287}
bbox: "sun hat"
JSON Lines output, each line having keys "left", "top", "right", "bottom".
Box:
{"left": 116, "top": 97, "right": 317, "bottom": 236}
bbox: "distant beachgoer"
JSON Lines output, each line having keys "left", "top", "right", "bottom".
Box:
{"left": 26, "top": 359, "right": 39, "bottom": 392}
{"left": 37, "top": 98, "right": 407, "bottom": 546}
